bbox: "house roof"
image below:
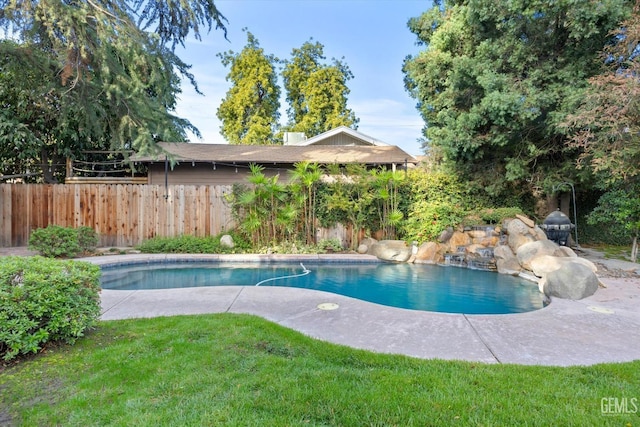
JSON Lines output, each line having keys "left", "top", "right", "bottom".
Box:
{"left": 289, "top": 126, "right": 388, "bottom": 146}
{"left": 134, "top": 142, "right": 417, "bottom": 165}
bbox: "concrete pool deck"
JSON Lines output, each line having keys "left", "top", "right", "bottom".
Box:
{"left": 86, "top": 253, "right": 640, "bottom": 367}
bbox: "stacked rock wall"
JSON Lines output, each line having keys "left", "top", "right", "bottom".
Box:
{"left": 359, "top": 214, "right": 600, "bottom": 300}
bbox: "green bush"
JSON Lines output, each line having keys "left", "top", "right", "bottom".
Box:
{"left": 399, "top": 169, "right": 469, "bottom": 242}
{"left": 463, "top": 207, "right": 524, "bottom": 225}
{"left": 0, "top": 256, "right": 101, "bottom": 361}
{"left": 76, "top": 226, "right": 99, "bottom": 252}
{"left": 136, "top": 233, "right": 251, "bottom": 254}
{"left": 402, "top": 200, "right": 464, "bottom": 242}
{"left": 28, "top": 225, "right": 99, "bottom": 258}
{"left": 317, "top": 238, "right": 344, "bottom": 253}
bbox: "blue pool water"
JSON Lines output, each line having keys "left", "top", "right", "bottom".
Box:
{"left": 100, "top": 261, "right": 545, "bottom": 314}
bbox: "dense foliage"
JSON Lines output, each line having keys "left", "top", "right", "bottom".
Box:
{"left": 0, "top": 0, "right": 228, "bottom": 182}
{"left": 0, "top": 256, "right": 101, "bottom": 361}
{"left": 565, "top": 4, "right": 640, "bottom": 188}
{"left": 28, "top": 225, "right": 98, "bottom": 258}
{"left": 226, "top": 163, "right": 526, "bottom": 249}
{"left": 403, "top": 0, "right": 632, "bottom": 200}
{"left": 136, "top": 233, "right": 250, "bottom": 254}
{"left": 586, "top": 187, "right": 640, "bottom": 262}
{"left": 228, "top": 163, "right": 406, "bottom": 249}
{"left": 563, "top": 4, "right": 640, "bottom": 256}
{"left": 216, "top": 37, "right": 360, "bottom": 144}
{"left": 282, "top": 40, "right": 359, "bottom": 136}
{"left": 217, "top": 31, "right": 281, "bottom": 145}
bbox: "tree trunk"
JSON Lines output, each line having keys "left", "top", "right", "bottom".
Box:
{"left": 631, "top": 232, "right": 638, "bottom": 263}
{"left": 40, "top": 149, "right": 59, "bottom": 184}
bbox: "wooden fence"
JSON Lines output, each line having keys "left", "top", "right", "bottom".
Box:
{"left": 0, "top": 184, "right": 235, "bottom": 247}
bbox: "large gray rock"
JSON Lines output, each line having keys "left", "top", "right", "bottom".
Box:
{"left": 530, "top": 255, "right": 597, "bottom": 278}
{"left": 541, "top": 262, "right": 600, "bottom": 300}
{"left": 516, "top": 240, "right": 561, "bottom": 271}
{"left": 357, "top": 237, "right": 377, "bottom": 255}
{"left": 507, "top": 218, "right": 537, "bottom": 252}
{"left": 532, "top": 225, "right": 548, "bottom": 241}
{"left": 493, "top": 244, "right": 522, "bottom": 275}
{"left": 554, "top": 246, "right": 578, "bottom": 258}
{"left": 438, "top": 227, "right": 454, "bottom": 243}
{"left": 220, "top": 234, "right": 235, "bottom": 248}
{"left": 370, "top": 240, "right": 412, "bottom": 263}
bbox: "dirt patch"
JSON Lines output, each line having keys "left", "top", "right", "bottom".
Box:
{"left": 592, "top": 262, "right": 640, "bottom": 279}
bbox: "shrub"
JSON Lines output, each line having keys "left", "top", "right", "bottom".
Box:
{"left": 463, "top": 207, "right": 524, "bottom": 225}
{"left": 0, "top": 256, "right": 101, "bottom": 361}
{"left": 317, "top": 238, "right": 344, "bottom": 253}
{"left": 136, "top": 233, "right": 251, "bottom": 254}
{"left": 402, "top": 200, "right": 464, "bottom": 242}
{"left": 28, "top": 225, "right": 99, "bottom": 258}
{"left": 76, "top": 226, "right": 99, "bottom": 253}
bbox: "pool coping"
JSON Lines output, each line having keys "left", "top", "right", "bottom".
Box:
{"left": 85, "top": 253, "right": 640, "bottom": 366}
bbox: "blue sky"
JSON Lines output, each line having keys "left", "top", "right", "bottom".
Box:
{"left": 175, "top": 0, "right": 431, "bottom": 155}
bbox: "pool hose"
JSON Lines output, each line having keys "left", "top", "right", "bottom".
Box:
{"left": 255, "top": 263, "right": 311, "bottom": 286}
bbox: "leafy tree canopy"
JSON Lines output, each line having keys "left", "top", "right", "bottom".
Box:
{"left": 216, "top": 30, "right": 281, "bottom": 145}
{"left": 282, "top": 40, "right": 359, "bottom": 137}
{"left": 0, "top": 0, "right": 227, "bottom": 181}
{"left": 403, "top": 0, "right": 632, "bottom": 198}
{"left": 564, "top": 2, "right": 640, "bottom": 188}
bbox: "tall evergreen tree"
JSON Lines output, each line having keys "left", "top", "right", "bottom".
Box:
{"left": 282, "top": 40, "right": 358, "bottom": 137}
{"left": 565, "top": 1, "right": 640, "bottom": 187}
{"left": 565, "top": 1, "right": 640, "bottom": 260}
{"left": 403, "top": 0, "right": 631, "bottom": 199}
{"left": 0, "top": 0, "right": 227, "bottom": 181}
{"left": 216, "top": 31, "right": 281, "bottom": 145}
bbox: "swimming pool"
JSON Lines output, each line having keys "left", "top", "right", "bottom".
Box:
{"left": 100, "top": 261, "right": 546, "bottom": 314}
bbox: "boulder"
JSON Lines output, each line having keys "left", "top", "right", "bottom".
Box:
{"left": 468, "top": 229, "right": 489, "bottom": 239}
{"left": 466, "top": 244, "right": 486, "bottom": 255}
{"left": 554, "top": 246, "right": 577, "bottom": 258}
{"left": 358, "top": 237, "right": 377, "bottom": 255}
{"left": 542, "top": 262, "right": 600, "bottom": 300}
{"left": 529, "top": 255, "right": 597, "bottom": 278}
{"left": 438, "top": 227, "right": 454, "bottom": 243}
{"left": 516, "top": 214, "right": 536, "bottom": 228}
{"left": 532, "top": 225, "right": 548, "bottom": 241}
{"left": 493, "top": 244, "right": 522, "bottom": 275}
{"left": 370, "top": 240, "right": 412, "bottom": 263}
{"left": 220, "top": 234, "right": 235, "bottom": 248}
{"left": 477, "top": 236, "right": 500, "bottom": 247}
{"left": 506, "top": 218, "right": 537, "bottom": 252}
{"left": 516, "top": 240, "right": 561, "bottom": 271}
{"left": 506, "top": 218, "right": 529, "bottom": 235}
{"left": 447, "top": 231, "right": 472, "bottom": 252}
{"left": 414, "top": 242, "right": 444, "bottom": 264}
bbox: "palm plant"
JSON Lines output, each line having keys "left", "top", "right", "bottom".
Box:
{"left": 290, "top": 161, "right": 322, "bottom": 244}
{"left": 370, "top": 168, "right": 404, "bottom": 239}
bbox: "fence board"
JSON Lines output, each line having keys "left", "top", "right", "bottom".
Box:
{"left": 12, "top": 185, "right": 27, "bottom": 246}
{"left": 0, "top": 183, "right": 238, "bottom": 247}
{"left": 0, "top": 185, "right": 11, "bottom": 246}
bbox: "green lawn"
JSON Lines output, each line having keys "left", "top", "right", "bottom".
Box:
{"left": 1, "top": 314, "right": 638, "bottom": 426}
